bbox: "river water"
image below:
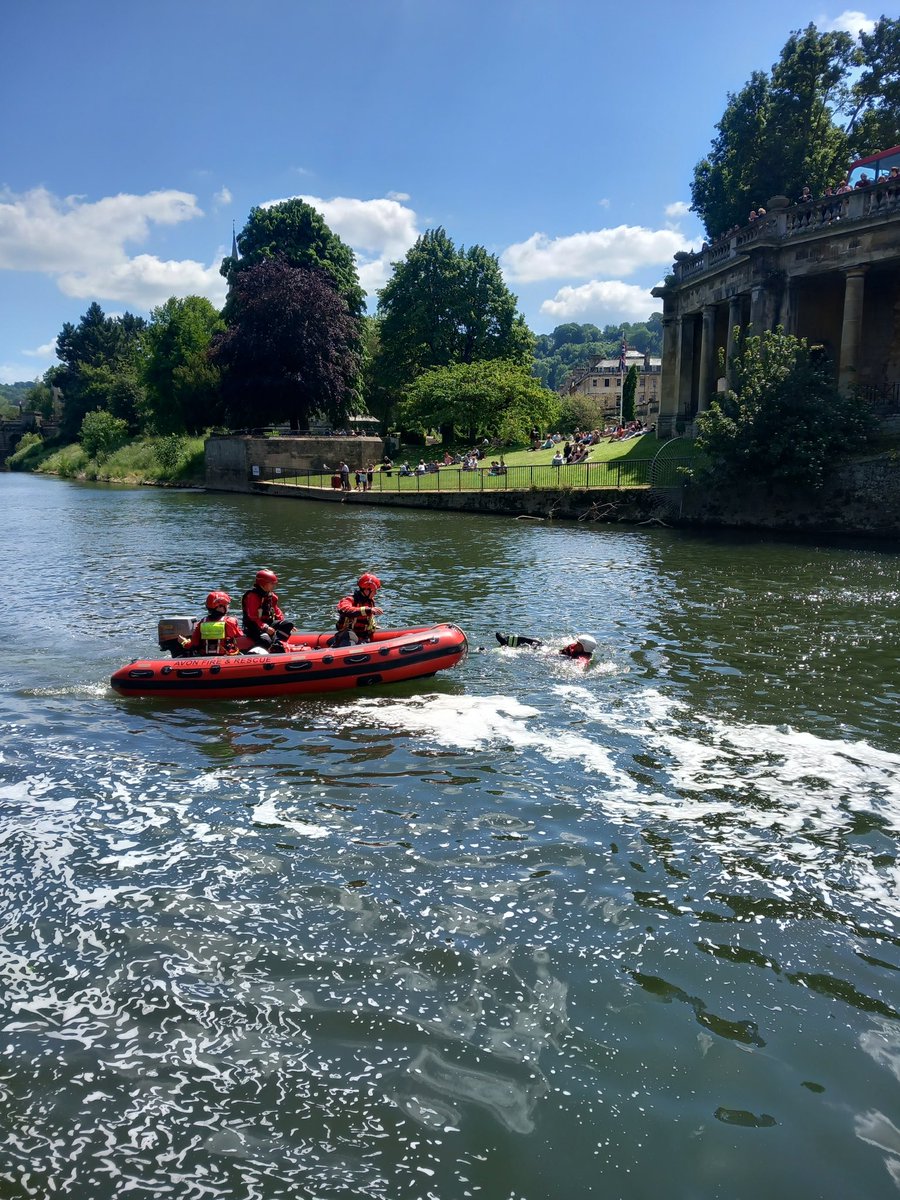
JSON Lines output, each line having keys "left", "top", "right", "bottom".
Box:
{"left": 2, "top": 472, "right": 900, "bottom": 1200}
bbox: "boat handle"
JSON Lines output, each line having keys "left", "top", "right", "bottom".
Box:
{"left": 176, "top": 668, "right": 203, "bottom": 678}
{"left": 398, "top": 643, "right": 423, "bottom": 655}
{"left": 127, "top": 669, "right": 155, "bottom": 678}
{"left": 346, "top": 653, "right": 371, "bottom": 664}
{"left": 285, "top": 660, "right": 313, "bottom": 672}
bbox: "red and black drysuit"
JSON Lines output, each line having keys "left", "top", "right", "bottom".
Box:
{"left": 186, "top": 614, "right": 242, "bottom": 656}
{"left": 241, "top": 587, "right": 295, "bottom": 649}
{"left": 333, "top": 589, "right": 379, "bottom": 646}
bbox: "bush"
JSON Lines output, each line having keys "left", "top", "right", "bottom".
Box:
{"left": 695, "top": 328, "right": 869, "bottom": 490}
{"left": 79, "top": 409, "right": 129, "bottom": 462}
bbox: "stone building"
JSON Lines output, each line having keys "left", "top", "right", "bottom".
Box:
{"left": 652, "top": 184, "right": 900, "bottom": 436}
{"left": 565, "top": 349, "right": 661, "bottom": 424}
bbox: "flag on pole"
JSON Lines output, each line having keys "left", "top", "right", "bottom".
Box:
{"left": 618, "top": 337, "right": 628, "bottom": 375}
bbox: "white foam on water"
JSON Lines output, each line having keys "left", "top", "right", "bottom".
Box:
{"left": 251, "top": 797, "right": 330, "bottom": 838}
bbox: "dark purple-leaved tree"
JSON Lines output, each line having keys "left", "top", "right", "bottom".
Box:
{"left": 211, "top": 257, "right": 361, "bottom": 431}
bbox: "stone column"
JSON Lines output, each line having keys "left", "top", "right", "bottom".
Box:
{"left": 838, "top": 268, "right": 867, "bottom": 393}
{"left": 697, "top": 304, "right": 717, "bottom": 413}
{"left": 657, "top": 314, "right": 679, "bottom": 438}
{"left": 750, "top": 285, "right": 767, "bottom": 336}
{"left": 780, "top": 279, "right": 795, "bottom": 335}
{"left": 725, "top": 295, "right": 743, "bottom": 387}
{"left": 675, "top": 314, "right": 697, "bottom": 423}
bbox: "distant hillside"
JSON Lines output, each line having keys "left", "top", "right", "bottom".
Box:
{"left": 0, "top": 381, "right": 33, "bottom": 408}
{"left": 533, "top": 317, "right": 663, "bottom": 391}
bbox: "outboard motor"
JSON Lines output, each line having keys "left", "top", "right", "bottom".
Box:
{"left": 158, "top": 617, "right": 195, "bottom": 658}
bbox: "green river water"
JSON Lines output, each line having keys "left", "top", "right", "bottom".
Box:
{"left": 1, "top": 472, "right": 899, "bottom": 1200}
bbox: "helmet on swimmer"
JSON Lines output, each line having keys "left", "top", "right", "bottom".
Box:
{"left": 574, "top": 634, "right": 597, "bottom": 654}
{"left": 358, "top": 572, "right": 382, "bottom": 593}
{"left": 206, "top": 590, "right": 231, "bottom": 611}
{"left": 255, "top": 569, "right": 278, "bottom": 588}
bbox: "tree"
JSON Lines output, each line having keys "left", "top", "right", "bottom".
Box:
{"left": 374, "top": 228, "right": 534, "bottom": 415}
{"left": 79, "top": 409, "right": 129, "bottom": 462}
{"left": 55, "top": 303, "right": 147, "bottom": 439}
{"left": 622, "top": 365, "right": 638, "bottom": 423}
{"left": 211, "top": 257, "right": 361, "bottom": 431}
{"left": 223, "top": 199, "right": 364, "bottom": 318}
{"left": 690, "top": 24, "right": 854, "bottom": 236}
{"left": 694, "top": 327, "right": 868, "bottom": 490}
{"left": 398, "top": 360, "right": 559, "bottom": 445}
{"left": 142, "top": 296, "right": 224, "bottom": 434}
{"left": 846, "top": 17, "right": 900, "bottom": 154}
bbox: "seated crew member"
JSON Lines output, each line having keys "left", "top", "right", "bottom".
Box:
{"left": 333, "top": 573, "right": 383, "bottom": 647}
{"left": 184, "top": 592, "right": 242, "bottom": 656}
{"left": 242, "top": 569, "right": 295, "bottom": 653}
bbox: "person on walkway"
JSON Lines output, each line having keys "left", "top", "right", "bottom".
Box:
{"left": 333, "top": 573, "right": 383, "bottom": 646}
{"left": 339, "top": 461, "right": 351, "bottom": 491}
{"left": 242, "top": 569, "right": 295, "bottom": 653}
{"left": 184, "top": 591, "right": 242, "bottom": 656}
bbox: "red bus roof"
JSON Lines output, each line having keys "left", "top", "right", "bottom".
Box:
{"left": 849, "top": 145, "right": 900, "bottom": 169}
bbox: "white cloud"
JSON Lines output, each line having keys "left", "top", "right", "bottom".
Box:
{"left": 539, "top": 279, "right": 658, "bottom": 323}
{"left": 263, "top": 192, "right": 422, "bottom": 297}
{"left": 501, "top": 224, "right": 693, "bottom": 284}
{"left": 665, "top": 200, "right": 692, "bottom": 224}
{"left": 0, "top": 186, "right": 226, "bottom": 310}
{"left": 23, "top": 340, "right": 57, "bottom": 358}
{"left": 597, "top": 198, "right": 610, "bottom": 209}
{"left": 213, "top": 186, "right": 232, "bottom": 208}
{"left": 818, "top": 10, "right": 875, "bottom": 35}
{"left": 0, "top": 363, "right": 42, "bottom": 384}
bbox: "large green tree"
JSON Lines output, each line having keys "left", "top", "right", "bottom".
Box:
{"left": 845, "top": 16, "right": 900, "bottom": 154}
{"left": 211, "top": 257, "right": 360, "bottom": 431}
{"left": 55, "top": 303, "right": 147, "bottom": 439}
{"left": 374, "top": 228, "right": 534, "bottom": 418}
{"left": 398, "top": 360, "right": 558, "bottom": 445}
{"left": 691, "top": 23, "right": 861, "bottom": 235}
{"left": 223, "top": 199, "right": 364, "bottom": 318}
{"left": 142, "top": 296, "right": 224, "bottom": 434}
{"left": 695, "top": 328, "right": 867, "bottom": 489}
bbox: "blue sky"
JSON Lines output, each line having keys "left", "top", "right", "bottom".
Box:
{"left": 0, "top": 1, "right": 881, "bottom": 384}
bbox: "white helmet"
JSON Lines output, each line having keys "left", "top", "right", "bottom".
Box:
{"left": 575, "top": 634, "right": 597, "bottom": 654}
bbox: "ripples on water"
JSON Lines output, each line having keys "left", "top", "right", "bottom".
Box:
{"left": 1, "top": 476, "right": 900, "bottom": 1199}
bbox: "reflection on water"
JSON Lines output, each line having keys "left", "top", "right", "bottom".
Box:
{"left": 1, "top": 474, "right": 900, "bottom": 1198}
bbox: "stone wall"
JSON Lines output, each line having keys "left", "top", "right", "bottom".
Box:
{"left": 205, "top": 435, "right": 384, "bottom": 492}
{"left": 677, "top": 456, "right": 900, "bottom": 538}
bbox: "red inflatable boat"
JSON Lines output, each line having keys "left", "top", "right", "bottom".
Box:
{"left": 111, "top": 624, "right": 468, "bottom": 699}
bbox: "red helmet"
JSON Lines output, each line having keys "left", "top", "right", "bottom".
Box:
{"left": 255, "top": 569, "right": 278, "bottom": 588}
{"left": 358, "top": 573, "right": 382, "bottom": 594}
{"left": 206, "top": 590, "right": 231, "bottom": 611}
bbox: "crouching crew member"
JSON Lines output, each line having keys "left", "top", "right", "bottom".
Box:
{"left": 242, "top": 569, "right": 295, "bottom": 653}
{"left": 184, "top": 592, "right": 242, "bottom": 656}
{"left": 333, "top": 573, "right": 383, "bottom": 647}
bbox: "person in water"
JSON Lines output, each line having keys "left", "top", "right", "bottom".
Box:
{"left": 242, "top": 569, "right": 295, "bottom": 653}
{"left": 333, "top": 573, "right": 383, "bottom": 646}
{"left": 184, "top": 591, "right": 242, "bottom": 656}
{"left": 495, "top": 632, "right": 598, "bottom": 661}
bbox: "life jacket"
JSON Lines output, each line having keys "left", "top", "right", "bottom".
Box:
{"left": 335, "top": 589, "right": 377, "bottom": 639}
{"left": 192, "top": 616, "right": 241, "bottom": 656}
{"left": 242, "top": 587, "right": 282, "bottom": 637}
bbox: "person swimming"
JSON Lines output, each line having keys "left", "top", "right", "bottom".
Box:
{"left": 495, "top": 632, "right": 597, "bottom": 660}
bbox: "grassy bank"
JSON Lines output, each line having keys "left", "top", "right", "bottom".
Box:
{"left": 6, "top": 433, "right": 207, "bottom": 485}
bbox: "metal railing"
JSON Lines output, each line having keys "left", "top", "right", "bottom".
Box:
{"left": 257, "top": 457, "right": 694, "bottom": 492}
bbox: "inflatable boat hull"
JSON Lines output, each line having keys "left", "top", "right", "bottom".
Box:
{"left": 110, "top": 624, "right": 468, "bottom": 699}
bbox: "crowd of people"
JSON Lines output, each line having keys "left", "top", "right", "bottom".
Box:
{"left": 711, "top": 163, "right": 900, "bottom": 243}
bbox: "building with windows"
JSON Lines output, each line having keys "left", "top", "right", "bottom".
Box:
{"left": 564, "top": 349, "right": 661, "bottom": 423}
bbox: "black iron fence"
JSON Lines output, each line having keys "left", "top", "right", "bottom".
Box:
{"left": 256, "top": 457, "right": 694, "bottom": 492}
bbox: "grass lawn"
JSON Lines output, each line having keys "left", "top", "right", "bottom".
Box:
{"left": 271, "top": 434, "right": 697, "bottom": 492}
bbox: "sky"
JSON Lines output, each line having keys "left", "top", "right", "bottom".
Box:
{"left": 0, "top": 1, "right": 882, "bottom": 384}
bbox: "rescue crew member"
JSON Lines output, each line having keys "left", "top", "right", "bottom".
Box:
{"left": 333, "top": 573, "right": 383, "bottom": 646}
{"left": 242, "top": 569, "right": 295, "bottom": 653}
{"left": 184, "top": 592, "right": 242, "bottom": 656}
